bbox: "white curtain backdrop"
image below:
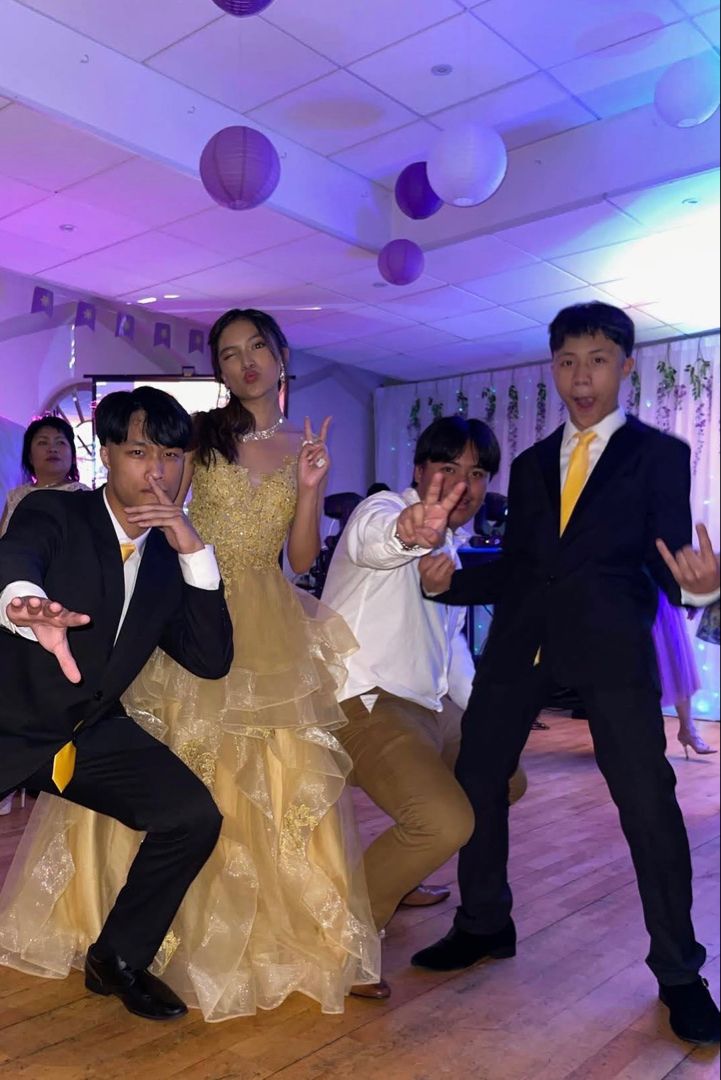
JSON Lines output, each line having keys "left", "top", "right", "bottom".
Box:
{"left": 375, "top": 333, "right": 720, "bottom": 719}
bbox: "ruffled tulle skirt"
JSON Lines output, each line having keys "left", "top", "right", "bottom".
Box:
{"left": 652, "top": 590, "right": 701, "bottom": 707}
{"left": 0, "top": 568, "right": 380, "bottom": 1020}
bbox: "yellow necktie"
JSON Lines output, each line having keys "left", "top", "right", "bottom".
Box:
{"left": 52, "top": 541, "right": 137, "bottom": 793}
{"left": 120, "top": 542, "right": 136, "bottom": 564}
{"left": 560, "top": 431, "right": 596, "bottom": 534}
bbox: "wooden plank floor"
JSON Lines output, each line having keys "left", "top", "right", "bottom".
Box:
{"left": 0, "top": 714, "right": 718, "bottom": 1080}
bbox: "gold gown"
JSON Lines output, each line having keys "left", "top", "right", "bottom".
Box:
{"left": 0, "top": 455, "right": 380, "bottom": 1020}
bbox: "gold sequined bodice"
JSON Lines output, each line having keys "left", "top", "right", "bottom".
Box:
{"left": 189, "top": 455, "right": 297, "bottom": 584}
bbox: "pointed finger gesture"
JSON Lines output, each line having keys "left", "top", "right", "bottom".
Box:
{"left": 656, "top": 523, "right": 720, "bottom": 596}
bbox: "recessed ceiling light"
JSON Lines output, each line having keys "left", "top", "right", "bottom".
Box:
{"left": 163, "top": 293, "right": 180, "bottom": 299}
{"left": 431, "top": 63, "right": 453, "bottom": 77}
{"left": 682, "top": 197, "right": 700, "bottom": 206}
{"left": 373, "top": 281, "right": 389, "bottom": 289}
{"left": 137, "top": 296, "right": 157, "bottom": 305}
{"left": 59, "top": 223, "right": 76, "bottom": 232}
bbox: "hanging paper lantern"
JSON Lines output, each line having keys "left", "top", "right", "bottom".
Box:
{"left": 200, "top": 126, "right": 281, "bottom": 211}
{"left": 395, "top": 162, "right": 443, "bottom": 220}
{"left": 210, "top": 0, "right": 275, "bottom": 15}
{"left": 427, "top": 123, "right": 508, "bottom": 208}
{"left": 378, "top": 239, "right": 425, "bottom": 286}
{"left": 654, "top": 52, "right": 720, "bottom": 129}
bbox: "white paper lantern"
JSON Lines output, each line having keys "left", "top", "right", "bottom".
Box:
{"left": 427, "top": 123, "right": 508, "bottom": 208}
{"left": 655, "top": 52, "right": 720, "bottom": 129}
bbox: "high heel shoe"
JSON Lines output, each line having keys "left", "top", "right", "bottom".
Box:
{"left": 0, "top": 789, "right": 26, "bottom": 816}
{"left": 678, "top": 733, "right": 717, "bottom": 759}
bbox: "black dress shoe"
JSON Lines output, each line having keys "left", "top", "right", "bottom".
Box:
{"left": 659, "top": 977, "right": 720, "bottom": 1046}
{"left": 85, "top": 946, "right": 188, "bottom": 1021}
{"left": 411, "top": 921, "right": 516, "bottom": 972}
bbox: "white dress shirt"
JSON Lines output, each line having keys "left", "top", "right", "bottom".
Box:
{"left": 562, "top": 406, "right": 718, "bottom": 607}
{"left": 0, "top": 490, "right": 221, "bottom": 643}
{"left": 321, "top": 488, "right": 476, "bottom": 712}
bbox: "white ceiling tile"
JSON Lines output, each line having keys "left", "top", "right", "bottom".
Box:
{"left": 552, "top": 234, "right": 686, "bottom": 283}
{"left": 409, "top": 338, "right": 512, "bottom": 373}
{"left": 170, "top": 259, "right": 303, "bottom": 301}
{"left": 0, "top": 105, "right": 131, "bottom": 190}
{"left": 597, "top": 277, "right": 668, "bottom": 307}
{"left": 432, "top": 73, "right": 595, "bottom": 151}
{"left": 0, "top": 96, "right": 11, "bottom": 109}
{"left": 552, "top": 22, "right": 710, "bottom": 99}
{"left": 476, "top": 0, "right": 682, "bottom": 69}
{"left": 0, "top": 174, "right": 50, "bottom": 219}
{"left": 18, "top": 0, "right": 222, "bottom": 62}
{"left": 508, "top": 285, "right": 621, "bottom": 325}
{"left": 349, "top": 13, "right": 535, "bottom": 115}
{"left": 97, "top": 231, "right": 226, "bottom": 280}
{"left": 623, "top": 307, "right": 669, "bottom": 332}
{"left": 430, "top": 307, "right": 539, "bottom": 339}
{"left": 694, "top": 10, "right": 720, "bottom": 48}
{"left": 262, "top": 0, "right": 461, "bottom": 65}
{"left": 362, "top": 323, "right": 464, "bottom": 353}
{"left": 148, "top": 15, "right": 336, "bottom": 114}
{"left": 285, "top": 319, "right": 357, "bottom": 349}
{"left": 318, "top": 265, "right": 446, "bottom": 304}
{"left": 608, "top": 169, "right": 720, "bottom": 230}
{"left": 63, "top": 158, "right": 214, "bottom": 228}
{"left": 381, "top": 285, "right": 494, "bottom": 321}
{"left": 250, "top": 284, "right": 361, "bottom": 323}
{"left": 163, "top": 205, "right": 314, "bottom": 259}
{"left": 245, "top": 233, "right": 376, "bottom": 280}
{"left": 635, "top": 324, "right": 686, "bottom": 342}
{"left": 41, "top": 252, "right": 159, "bottom": 295}
{"left": 0, "top": 194, "right": 145, "bottom": 256}
{"left": 639, "top": 296, "right": 720, "bottom": 329}
{"left": 461, "top": 262, "right": 587, "bottom": 304}
{"left": 289, "top": 305, "right": 412, "bottom": 344}
{"left": 247, "top": 70, "right": 416, "bottom": 155}
{"left": 497, "top": 203, "right": 648, "bottom": 259}
{"left": 306, "top": 341, "right": 399, "bottom": 366}
{"left": 675, "top": 0, "right": 720, "bottom": 15}
{"left": 0, "top": 229, "right": 76, "bottom": 275}
{"left": 470, "top": 325, "right": 551, "bottom": 363}
{"left": 331, "top": 121, "right": 440, "bottom": 189}
{"left": 424, "top": 235, "right": 536, "bottom": 283}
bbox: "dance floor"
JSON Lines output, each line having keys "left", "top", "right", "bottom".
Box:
{"left": 0, "top": 714, "right": 718, "bottom": 1080}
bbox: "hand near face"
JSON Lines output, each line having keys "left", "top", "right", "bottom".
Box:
{"left": 419, "top": 553, "right": 456, "bottom": 595}
{"left": 7, "top": 596, "right": 90, "bottom": 683}
{"left": 124, "top": 475, "right": 205, "bottom": 555}
{"left": 396, "top": 472, "right": 466, "bottom": 550}
{"left": 297, "top": 416, "right": 331, "bottom": 491}
{"left": 656, "top": 524, "right": 720, "bottom": 596}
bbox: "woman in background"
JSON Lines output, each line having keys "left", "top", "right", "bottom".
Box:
{"left": 653, "top": 589, "right": 715, "bottom": 758}
{"left": 0, "top": 415, "right": 87, "bottom": 815}
{"left": 0, "top": 309, "right": 379, "bottom": 1017}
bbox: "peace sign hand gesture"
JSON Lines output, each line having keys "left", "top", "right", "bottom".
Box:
{"left": 7, "top": 596, "right": 90, "bottom": 684}
{"left": 396, "top": 472, "right": 467, "bottom": 550}
{"left": 656, "top": 523, "right": 720, "bottom": 596}
{"left": 298, "top": 416, "right": 331, "bottom": 491}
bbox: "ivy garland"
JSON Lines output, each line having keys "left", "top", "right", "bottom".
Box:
{"left": 535, "top": 380, "right": 547, "bottom": 442}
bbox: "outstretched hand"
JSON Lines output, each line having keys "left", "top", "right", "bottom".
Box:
{"left": 656, "top": 524, "right": 720, "bottom": 596}
{"left": 124, "top": 475, "right": 204, "bottom": 555}
{"left": 7, "top": 596, "right": 90, "bottom": 683}
{"left": 396, "top": 472, "right": 466, "bottom": 550}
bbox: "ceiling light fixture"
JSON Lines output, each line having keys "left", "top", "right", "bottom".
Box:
{"left": 431, "top": 64, "right": 453, "bottom": 77}
{"left": 163, "top": 293, "right": 180, "bottom": 299}
{"left": 59, "top": 223, "right": 76, "bottom": 232}
{"left": 137, "top": 296, "right": 158, "bottom": 305}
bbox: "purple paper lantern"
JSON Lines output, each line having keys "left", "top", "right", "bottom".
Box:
{"left": 395, "top": 162, "right": 442, "bottom": 220}
{"left": 200, "top": 126, "right": 281, "bottom": 211}
{"left": 378, "top": 239, "right": 425, "bottom": 286}
{"left": 211, "top": 0, "right": 275, "bottom": 15}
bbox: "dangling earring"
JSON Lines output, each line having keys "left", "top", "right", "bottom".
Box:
{"left": 279, "top": 365, "right": 287, "bottom": 386}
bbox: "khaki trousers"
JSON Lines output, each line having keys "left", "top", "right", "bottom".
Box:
{"left": 338, "top": 689, "right": 527, "bottom": 931}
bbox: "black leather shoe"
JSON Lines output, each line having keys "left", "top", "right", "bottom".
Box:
{"left": 85, "top": 946, "right": 188, "bottom": 1021}
{"left": 659, "top": 977, "right": 720, "bottom": 1046}
{"left": 411, "top": 921, "right": 516, "bottom": 972}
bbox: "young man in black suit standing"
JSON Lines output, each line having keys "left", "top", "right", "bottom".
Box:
{"left": 412, "top": 303, "right": 720, "bottom": 1046}
{"left": 0, "top": 387, "right": 233, "bottom": 1021}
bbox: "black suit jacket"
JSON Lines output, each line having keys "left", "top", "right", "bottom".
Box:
{"left": 436, "top": 417, "right": 691, "bottom": 689}
{"left": 0, "top": 487, "right": 233, "bottom": 793}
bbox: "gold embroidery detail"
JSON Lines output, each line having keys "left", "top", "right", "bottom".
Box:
{"left": 280, "top": 803, "right": 320, "bottom": 857}
{"left": 177, "top": 739, "right": 217, "bottom": 789}
{"left": 155, "top": 928, "right": 180, "bottom": 971}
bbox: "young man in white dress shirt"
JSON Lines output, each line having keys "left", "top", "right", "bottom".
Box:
{"left": 321, "top": 416, "right": 526, "bottom": 997}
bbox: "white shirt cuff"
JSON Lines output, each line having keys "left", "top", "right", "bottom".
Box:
{"left": 0, "top": 581, "right": 48, "bottom": 642}
{"left": 177, "top": 545, "right": 221, "bottom": 591}
{"left": 680, "top": 586, "right": 721, "bottom": 608}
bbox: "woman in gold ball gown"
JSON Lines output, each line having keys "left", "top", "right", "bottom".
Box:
{"left": 0, "top": 309, "right": 380, "bottom": 1020}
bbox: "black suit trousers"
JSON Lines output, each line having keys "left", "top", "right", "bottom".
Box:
{"left": 22, "top": 714, "right": 222, "bottom": 971}
{"left": 453, "top": 670, "right": 706, "bottom": 985}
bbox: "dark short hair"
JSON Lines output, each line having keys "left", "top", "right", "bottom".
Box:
{"left": 366, "top": 482, "right": 391, "bottom": 497}
{"left": 95, "top": 386, "right": 192, "bottom": 449}
{"left": 22, "top": 415, "right": 79, "bottom": 483}
{"left": 414, "top": 415, "right": 501, "bottom": 480}
{"left": 549, "top": 302, "right": 635, "bottom": 358}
